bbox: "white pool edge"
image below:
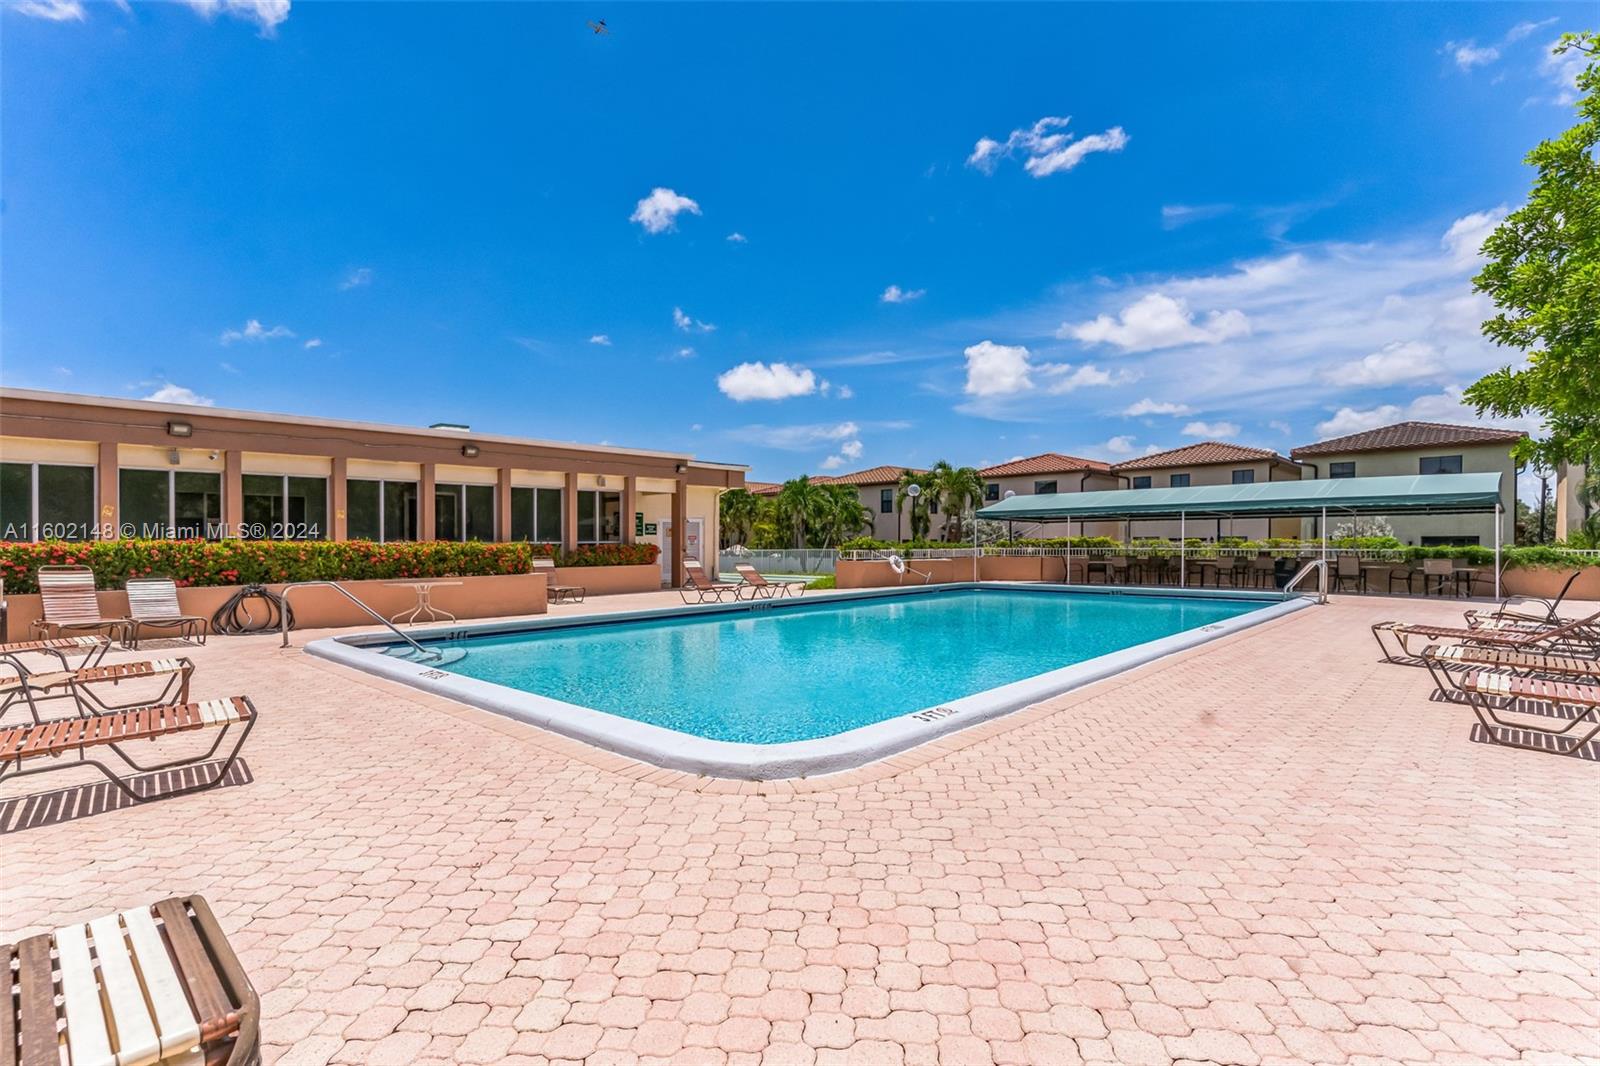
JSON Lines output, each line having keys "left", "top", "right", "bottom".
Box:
{"left": 305, "top": 583, "right": 1316, "bottom": 781}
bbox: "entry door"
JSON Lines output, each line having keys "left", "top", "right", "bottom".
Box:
{"left": 685, "top": 517, "right": 703, "bottom": 565}
{"left": 658, "top": 519, "right": 673, "bottom": 584}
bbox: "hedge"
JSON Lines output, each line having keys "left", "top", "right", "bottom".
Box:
{"left": 0, "top": 538, "right": 660, "bottom": 593}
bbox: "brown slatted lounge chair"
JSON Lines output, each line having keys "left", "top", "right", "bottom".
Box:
{"left": 681, "top": 560, "right": 740, "bottom": 604}
{"left": 1464, "top": 569, "right": 1583, "bottom": 630}
{"left": 0, "top": 695, "right": 256, "bottom": 802}
{"left": 1420, "top": 643, "right": 1600, "bottom": 705}
{"left": 31, "top": 565, "right": 134, "bottom": 647}
{"left": 0, "top": 656, "right": 195, "bottom": 724}
{"left": 1456, "top": 671, "right": 1600, "bottom": 757}
{"left": 126, "top": 577, "right": 210, "bottom": 648}
{"left": 531, "top": 557, "right": 586, "bottom": 604}
{"left": 1372, "top": 608, "right": 1600, "bottom": 663}
{"left": 3, "top": 894, "right": 260, "bottom": 1066}
{"left": 733, "top": 564, "right": 806, "bottom": 600}
{"left": 0, "top": 634, "right": 111, "bottom": 672}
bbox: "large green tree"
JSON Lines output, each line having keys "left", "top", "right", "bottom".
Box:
{"left": 932, "top": 462, "right": 988, "bottom": 542}
{"left": 895, "top": 469, "right": 937, "bottom": 541}
{"left": 718, "top": 488, "right": 763, "bottom": 548}
{"left": 1464, "top": 32, "right": 1599, "bottom": 471}
{"left": 814, "top": 484, "right": 872, "bottom": 547}
{"left": 774, "top": 476, "right": 827, "bottom": 549}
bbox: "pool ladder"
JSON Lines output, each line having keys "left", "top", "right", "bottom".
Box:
{"left": 277, "top": 580, "right": 444, "bottom": 660}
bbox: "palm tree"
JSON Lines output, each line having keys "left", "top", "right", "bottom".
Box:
{"left": 774, "top": 476, "right": 827, "bottom": 548}
{"left": 718, "top": 488, "right": 762, "bottom": 547}
{"left": 896, "top": 469, "right": 937, "bottom": 542}
{"left": 937, "top": 464, "right": 987, "bottom": 542}
{"left": 815, "top": 483, "right": 872, "bottom": 547}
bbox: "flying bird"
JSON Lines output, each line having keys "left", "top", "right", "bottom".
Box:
{"left": 588, "top": 19, "right": 609, "bottom": 35}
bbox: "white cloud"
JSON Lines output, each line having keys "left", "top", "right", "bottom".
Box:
{"left": 589, "top": 334, "right": 612, "bottom": 346}
{"left": 1181, "top": 420, "right": 1241, "bottom": 438}
{"left": 726, "top": 421, "right": 863, "bottom": 451}
{"left": 726, "top": 232, "right": 748, "bottom": 243}
{"left": 1446, "top": 40, "right": 1500, "bottom": 70}
{"left": 1268, "top": 420, "right": 1293, "bottom": 435}
{"left": 1043, "top": 363, "right": 1130, "bottom": 394}
{"left": 1504, "top": 18, "right": 1556, "bottom": 43}
{"left": 819, "top": 454, "right": 846, "bottom": 471}
{"left": 881, "top": 285, "right": 925, "bottom": 304}
{"left": 144, "top": 383, "right": 215, "bottom": 406}
{"left": 630, "top": 187, "right": 701, "bottom": 234}
{"left": 1315, "top": 384, "right": 1539, "bottom": 439}
{"left": 717, "top": 362, "right": 818, "bottom": 402}
{"left": 339, "top": 266, "right": 372, "bottom": 290}
{"left": 1123, "top": 398, "right": 1193, "bottom": 417}
{"left": 13, "top": 0, "right": 86, "bottom": 21}
{"left": 962, "top": 341, "right": 1036, "bottom": 397}
{"left": 220, "top": 318, "right": 294, "bottom": 344}
{"left": 672, "top": 347, "right": 696, "bottom": 360}
{"left": 673, "top": 307, "right": 715, "bottom": 333}
{"left": 1541, "top": 39, "right": 1589, "bottom": 105}
{"left": 836, "top": 384, "right": 854, "bottom": 400}
{"left": 1324, "top": 340, "right": 1443, "bottom": 386}
{"left": 1064, "top": 293, "right": 1250, "bottom": 352}
{"left": 303, "top": 338, "right": 322, "bottom": 349}
{"left": 1441, "top": 205, "right": 1505, "bottom": 267}
{"left": 839, "top": 439, "right": 864, "bottom": 460}
{"left": 1161, "top": 203, "right": 1233, "bottom": 229}
{"left": 219, "top": 362, "right": 240, "bottom": 374}
{"left": 181, "top": 0, "right": 291, "bottom": 36}
{"left": 1102, "top": 435, "right": 1138, "bottom": 456}
{"left": 967, "top": 116, "right": 1129, "bottom": 178}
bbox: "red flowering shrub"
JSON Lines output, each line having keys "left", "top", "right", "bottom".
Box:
{"left": 0, "top": 538, "right": 658, "bottom": 592}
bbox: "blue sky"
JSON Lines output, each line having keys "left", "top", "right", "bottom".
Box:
{"left": 2, "top": 2, "right": 1588, "bottom": 482}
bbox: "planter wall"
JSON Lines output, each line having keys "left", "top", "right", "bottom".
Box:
{"left": 555, "top": 563, "right": 662, "bottom": 597}
{"left": 3, "top": 572, "right": 549, "bottom": 642}
{"left": 1500, "top": 566, "right": 1600, "bottom": 603}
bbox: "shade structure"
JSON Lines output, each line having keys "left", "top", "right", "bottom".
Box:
{"left": 976, "top": 472, "right": 1502, "bottom": 522}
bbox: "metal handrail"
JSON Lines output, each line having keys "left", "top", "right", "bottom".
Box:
{"left": 278, "top": 580, "right": 442, "bottom": 659}
{"left": 1283, "top": 559, "right": 1328, "bottom": 603}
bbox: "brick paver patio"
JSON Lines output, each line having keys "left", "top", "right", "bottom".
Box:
{"left": 3, "top": 592, "right": 1597, "bottom": 1065}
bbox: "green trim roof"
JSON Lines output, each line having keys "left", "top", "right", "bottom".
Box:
{"left": 976, "top": 472, "right": 1503, "bottom": 521}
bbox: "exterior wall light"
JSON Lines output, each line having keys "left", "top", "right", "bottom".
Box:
{"left": 461, "top": 444, "right": 480, "bottom": 458}
{"left": 675, "top": 462, "right": 689, "bottom": 474}
{"left": 166, "top": 420, "right": 193, "bottom": 437}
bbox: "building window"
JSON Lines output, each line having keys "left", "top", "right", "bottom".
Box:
{"left": 1169, "top": 474, "right": 1191, "bottom": 488}
{"left": 0, "top": 462, "right": 96, "bottom": 541}
{"left": 928, "top": 497, "right": 939, "bottom": 514}
{"left": 1328, "top": 462, "right": 1356, "bottom": 479}
{"left": 1034, "top": 480, "right": 1057, "bottom": 495}
{"left": 984, "top": 483, "right": 999, "bottom": 501}
{"left": 1232, "top": 469, "right": 1255, "bottom": 485}
{"left": 576, "top": 490, "right": 622, "bottom": 543}
{"left": 347, "top": 479, "right": 417, "bottom": 542}
{"left": 435, "top": 483, "right": 497, "bottom": 541}
{"left": 880, "top": 488, "right": 893, "bottom": 514}
{"left": 241, "top": 474, "right": 328, "bottom": 539}
{"left": 511, "top": 487, "right": 563, "bottom": 543}
{"left": 1419, "top": 455, "right": 1463, "bottom": 475}
{"left": 119, "top": 469, "right": 222, "bottom": 539}
{"left": 1131, "top": 475, "right": 1152, "bottom": 490}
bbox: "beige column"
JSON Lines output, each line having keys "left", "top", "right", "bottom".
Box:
{"left": 563, "top": 471, "right": 579, "bottom": 554}
{"left": 622, "top": 475, "right": 639, "bottom": 545}
{"left": 497, "top": 467, "right": 514, "bottom": 542}
{"left": 330, "top": 456, "right": 348, "bottom": 541}
{"left": 97, "top": 441, "right": 118, "bottom": 538}
{"left": 223, "top": 450, "right": 243, "bottom": 538}
{"left": 671, "top": 478, "right": 687, "bottom": 588}
{"left": 420, "top": 463, "right": 436, "bottom": 541}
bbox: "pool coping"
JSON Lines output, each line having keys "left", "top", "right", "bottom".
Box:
{"left": 305, "top": 583, "right": 1316, "bottom": 781}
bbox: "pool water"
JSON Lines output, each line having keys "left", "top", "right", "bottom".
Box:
{"left": 415, "top": 588, "right": 1263, "bottom": 744}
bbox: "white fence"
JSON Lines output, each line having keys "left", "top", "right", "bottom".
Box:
{"left": 718, "top": 548, "right": 838, "bottom": 576}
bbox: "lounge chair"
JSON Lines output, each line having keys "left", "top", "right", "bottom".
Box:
{"left": 126, "top": 576, "right": 210, "bottom": 647}
{"left": 30, "top": 565, "right": 134, "bottom": 647}
{"left": 1419, "top": 643, "right": 1600, "bottom": 702}
{"left": 3, "top": 894, "right": 260, "bottom": 1066}
{"left": 733, "top": 564, "right": 806, "bottom": 600}
{"left": 681, "top": 560, "right": 740, "bottom": 604}
{"left": 1372, "top": 608, "right": 1600, "bottom": 663}
{"left": 0, "top": 695, "right": 256, "bottom": 801}
{"left": 1464, "top": 569, "right": 1583, "bottom": 630}
{"left": 0, "top": 656, "right": 195, "bottom": 724}
{"left": 1455, "top": 671, "right": 1600, "bottom": 757}
{"left": 0, "top": 634, "right": 111, "bottom": 671}
{"left": 532, "top": 557, "right": 586, "bottom": 604}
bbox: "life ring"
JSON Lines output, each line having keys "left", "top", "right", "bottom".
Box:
{"left": 887, "top": 554, "right": 907, "bottom": 574}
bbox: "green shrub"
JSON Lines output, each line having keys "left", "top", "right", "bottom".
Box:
{"left": 0, "top": 538, "right": 659, "bottom": 593}
{"left": 805, "top": 575, "right": 837, "bottom": 590}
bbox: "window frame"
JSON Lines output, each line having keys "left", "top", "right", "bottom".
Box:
{"left": 1169, "top": 473, "right": 1191, "bottom": 488}
{"left": 1328, "top": 462, "right": 1356, "bottom": 479}
{"left": 880, "top": 488, "right": 893, "bottom": 514}
{"left": 575, "top": 489, "right": 623, "bottom": 544}
{"left": 241, "top": 473, "right": 329, "bottom": 540}
{"left": 1419, "top": 454, "right": 1464, "bottom": 476}
{"left": 1130, "top": 475, "right": 1152, "bottom": 490}
{"left": 1033, "top": 480, "right": 1058, "bottom": 495}
{"left": 118, "top": 467, "right": 224, "bottom": 540}
{"left": 345, "top": 478, "right": 418, "bottom": 543}
{"left": 984, "top": 483, "right": 999, "bottom": 501}
{"left": 434, "top": 482, "right": 498, "bottom": 542}
{"left": 0, "top": 461, "right": 98, "bottom": 542}
{"left": 1231, "top": 469, "right": 1256, "bottom": 485}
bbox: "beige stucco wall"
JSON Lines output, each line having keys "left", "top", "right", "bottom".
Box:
{"left": 1556, "top": 462, "right": 1589, "bottom": 540}
{"left": 1298, "top": 443, "right": 1516, "bottom": 546}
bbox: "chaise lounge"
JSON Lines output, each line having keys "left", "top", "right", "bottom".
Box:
{"left": 681, "top": 560, "right": 740, "bottom": 604}
{"left": 733, "top": 564, "right": 806, "bottom": 600}
{"left": 1455, "top": 670, "right": 1600, "bottom": 757}
{"left": 126, "top": 576, "right": 211, "bottom": 647}
{"left": 0, "top": 634, "right": 111, "bottom": 672}
{"left": 31, "top": 565, "right": 134, "bottom": 648}
{"left": 532, "top": 557, "right": 586, "bottom": 604}
{"left": 0, "top": 656, "right": 195, "bottom": 724}
{"left": 1371, "top": 608, "right": 1600, "bottom": 663}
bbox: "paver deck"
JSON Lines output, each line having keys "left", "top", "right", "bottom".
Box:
{"left": 3, "top": 592, "right": 1597, "bottom": 1065}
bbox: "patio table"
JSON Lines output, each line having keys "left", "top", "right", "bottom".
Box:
{"left": 1454, "top": 567, "right": 1486, "bottom": 597}
{"left": 1360, "top": 562, "right": 1398, "bottom": 593}
{"left": 385, "top": 580, "right": 462, "bottom": 625}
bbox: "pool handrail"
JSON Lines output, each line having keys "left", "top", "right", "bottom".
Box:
{"left": 278, "top": 580, "right": 442, "bottom": 659}
{"left": 1283, "top": 559, "right": 1328, "bottom": 603}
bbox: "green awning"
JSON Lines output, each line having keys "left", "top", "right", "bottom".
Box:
{"left": 976, "top": 472, "right": 1503, "bottom": 522}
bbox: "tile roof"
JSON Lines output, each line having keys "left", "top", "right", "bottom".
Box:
{"left": 1291, "top": 420, "right": 1527, "bottom": 457}
{"left": 979, "top": 452, "right": 1111, "bottom": 478}
{"left": 810, "top": 465, "right": 924, "bottom": 486}
{"left": 745, "top": 481, "right": 783, "bottom": 496}
{"left": 1112, "top": 441, "right": 1290, "bottom": 472}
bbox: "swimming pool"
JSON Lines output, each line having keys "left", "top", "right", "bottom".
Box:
{"left": 308, "top": 584, "right": 1310, "bottom": 779}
